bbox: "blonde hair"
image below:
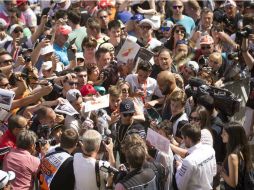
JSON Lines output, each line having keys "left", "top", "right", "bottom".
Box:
{"left": 170, "top": 89, "right": 187, "bottom": 105}
{"left": 209, "top": 52, "right": 222, "bottom": 65}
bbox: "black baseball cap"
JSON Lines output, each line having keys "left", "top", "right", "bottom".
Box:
{"left": 120, "top": 99, "right": 135, "bottom": 114}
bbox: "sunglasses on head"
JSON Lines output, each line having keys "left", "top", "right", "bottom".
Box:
{"left": 201, "top": 45, "right": 212, "bottom": 50}
{"left": 123, "top": 113, "right": 134, "bottom": 117}
{"left": 189, "top": 116, "right": 201, "bottom": 122}
{"left": 173, "top": 5, "right": 183, "bottom": 9}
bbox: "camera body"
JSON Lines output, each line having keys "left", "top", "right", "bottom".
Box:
{"left": 186, "top": 78, "right": 241, "bottom": 117}
{"left": 236, "top": 25, "right": 253, "bottom": 38}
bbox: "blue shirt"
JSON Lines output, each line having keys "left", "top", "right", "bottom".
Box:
{"left": 168, "top": 15, "right": 196, "bottom": 36}
{"left": 53, "top": 43, "right": 69, "bottom": 66}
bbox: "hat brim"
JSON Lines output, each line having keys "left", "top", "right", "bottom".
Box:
{"left": 121, "top": 110, "right": 135, "bottom": 114}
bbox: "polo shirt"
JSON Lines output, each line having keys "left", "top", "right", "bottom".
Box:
{"left": 53, "top": 43, "right": 69, "bottom": 66}
{"left": 3, "top": 148, "right": 40, "bottom": 190}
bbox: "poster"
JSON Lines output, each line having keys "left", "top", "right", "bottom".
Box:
{"left": 83, "top": 94, "right": 109, "bottom": 112}
{"left": 146, "top": 128, "right": 171, "bottom": 154}
{"left": 116, "top": 38, "right": 140, "bottom": 63}
{"left": 0, "top": 89, "right": 15, "bottom": 111}
{"left": 54, "top": 99, "right": 79, "bottom": 116}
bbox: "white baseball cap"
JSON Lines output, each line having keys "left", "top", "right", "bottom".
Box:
{"left": 139, "top": 19, "right": 155, "bottom": 30}
{"left": 9, "top": 24, "right": 23, "bottom": 34}
{"left": 40, "top": 45, "right": 54, "bottom": 55}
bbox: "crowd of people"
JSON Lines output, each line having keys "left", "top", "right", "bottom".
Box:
{"left": 0, "top": 0, "right": 253, "bottom": 189}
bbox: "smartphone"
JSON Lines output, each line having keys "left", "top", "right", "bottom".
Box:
{"left": 46, "top": 34, "right": 52, "bottom": 40}
{"left": 69, "top": 38, "right": 76, "bottom": 47}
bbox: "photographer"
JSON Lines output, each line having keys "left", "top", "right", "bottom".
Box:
{"left": 221, "top": 0, "right": 242, "bottom": 36}
{"left": 241, "top": 18, "right": 254, "bottom": 140}
{"left": 73, "top": 129, "right": 115, "bottom": 190}
{"left": 39, "top": 127, "right": 79, "bottom": 190}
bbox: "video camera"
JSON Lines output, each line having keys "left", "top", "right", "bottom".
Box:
{"left": 186, "top": 77, "right": 241, "bottom": 117}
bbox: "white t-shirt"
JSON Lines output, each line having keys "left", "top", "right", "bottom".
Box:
{"left": 201, "top": 128, "right": 213, "bottom": 147}
{"left": 125, "top": 74, "right": 163, "bottom": 102}
{"left": 73, "top": 153, "right": 107, "bottom": 190}
{"left": 23, "top": 8, "right": 37, "bottom": 27}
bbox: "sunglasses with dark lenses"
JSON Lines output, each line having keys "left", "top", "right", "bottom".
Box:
{"left": 0, "top": 83, "right": 10, "bottom": 88}
{"left": 14, "top": 29, "right": 23, "bottom": 33}
{"left": 201, "top": 45, "right": 212, "bottom": 50}
{"left": 123, "top": 113, "right": 134, "bottom": 117}
{"left": 68, "top": 82, "right": 78, "bottom": 86}
{"left": 161, "top": 27, "right": 171, "bottom": 32}
{"left": 77, "top": 58, "right": 84, "bottom": 62}
{"left": 189, "top": 116, "right": 201, "bottom": 122}
{"left": 1, "top": 59, "right": 14, "bottom": 65}
{"left": 173, "top": 5, "right": 183, "bottom": 9}
{"left": 140, "top": 25, "right": 152, "bottom": 30}
{"left": 175, "top": 29, "right": 185, "bottom": 34}
{"left": 121, "top": 88, "right": 129, "bottom": 93}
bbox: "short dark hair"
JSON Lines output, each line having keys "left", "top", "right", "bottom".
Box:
{"left": 201, "top": 7, "right": 213, "bottom": 15}
{"left": 108, "top": 20, "right": 121, "bottom": 30}
{"left": 74, "top": 66, "right": 87, "bottom": 73}
{"left": 86, "top": 17, "right": 101, "bottom": 32}
{"left": 95, "top": 47, "right": 110, "bottom": 60}
{"left": 181, "top": 123, "right": 201, "bottom": 144}
{"left": 158, "top": 48, "right": 173, "bottom": 57}
{"left": 81, "top": 37, "right": 97, "bottom": 51}
{"left": 125, "top": 145, "right": 146, "bottom": 169}
{"left": 60, "top": 128, "right": 79, "bottom": 149}
{"left": 67, "top": 9, "right": 81, "bottom": 25}
{"left": 8, "top": 115, "right": 26, "bottom": 131}
{"left": 35, "top": 106, "right": 53, "bottom": 121}
{"left": 55, "top": 10, "right": 67, "bottom": 20}
{"left": 137, "top": 60, "right": 152, "bottom": 72}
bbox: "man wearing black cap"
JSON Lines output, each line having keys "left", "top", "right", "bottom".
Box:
{"left": 115, "top": 99, "right": 146, "bottom": 163}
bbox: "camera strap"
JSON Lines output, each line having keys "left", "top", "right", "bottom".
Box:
{"left": 95, "top": 160, "right": 101, "bottom": 189}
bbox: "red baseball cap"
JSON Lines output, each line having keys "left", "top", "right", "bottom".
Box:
{"left": 17, "top": 0, "right": 28, "bottom": 6}
{"left": 80, "top": 84, "right": 97, "bottom": 97}
{"left": 57, "top": 25, "right": 72, "bottom": 36}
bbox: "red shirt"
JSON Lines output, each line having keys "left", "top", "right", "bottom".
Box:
{"left": 0, "top": 129, "right": 16, "bottom": 161}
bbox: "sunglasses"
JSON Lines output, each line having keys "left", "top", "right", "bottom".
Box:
{"left": 1, "top": 59, "right": 14, "bottom": 65}
{"left": 175, "top": 29, "right": 185, "bottom": 34}
{"left": 189, "top": 116, "right": 201, "bottom": 122}
{"left": 121, "top": 88, "right": 129, "bottom": 93}
{"left": 0, "top": 83, "right": 10, "bottom": 88}
{"left": 201, "top": 45, "right": 212, "bottom": 50}
{"left": 123, "top": 113, "right": 134, "bottom": 117}
{"left": 173, "top": 5, "right": 183, "bottom": 9}
{"left": 140, "top": 25, "right": 152, "bottom": 30}
{"left": 77, "top": 58, "right": 85, "bottom": 62}
{"left": 68, "top": 82, "right": 78, "bottom": 86}
{"left": 161, "top": 27, "right": 171, "bottom": 32}
{"left": 99, "top": 15, "right": 108, "bottom": 19}
{"left": 14, "top": 29, "right": 23, "bottom": 33}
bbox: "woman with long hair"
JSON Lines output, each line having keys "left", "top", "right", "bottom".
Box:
{"left": 164, "top": 24, "right": 187, "bottom": 54}
{"left": 221, "top": 122, "right": 252, "bottom": 189}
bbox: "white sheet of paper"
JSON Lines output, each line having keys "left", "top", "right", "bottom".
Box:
{"left": 0, "top": 88, "right": 15, "bottom": 111}
{"left": 83, "top": 94, "right": 109, "bottom": 112}
{"left": 116, "top": 38, "right": 140, "bottom": 63}
{"left": 54, "top": 99, "right": 79, "bottom": 116}
{"left": 146, "top": 128, "right": 171, "bottom": 154}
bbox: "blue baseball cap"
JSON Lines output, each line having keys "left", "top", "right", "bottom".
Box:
{"left": 131, "top": 14, "right": 144, "bottom": 22}
{"left": 117, "top": 11, "right": 133, "bottom": 24}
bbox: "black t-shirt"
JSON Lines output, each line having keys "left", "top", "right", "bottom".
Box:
{"left": 115, "top": 121, "right": 146, "bottom": 163}
{"left": 49, "top": 148, "right": 75, "bottom": 190}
